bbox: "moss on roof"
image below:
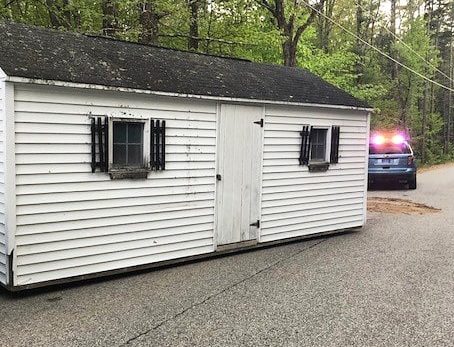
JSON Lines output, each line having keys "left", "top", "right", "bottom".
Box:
{"left": 0, "top": 21, "right": 369, "bottom": 109}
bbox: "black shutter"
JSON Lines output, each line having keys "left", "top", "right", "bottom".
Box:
{"left": 91, "top": 118, "right": 96, "bottom": 173}
{"left": 330, "top": 126, "right": 340, "bottom": 164}
{"left": 104, "top": 117, "right": 109, "bottom": 172}
{"left": 156, "top": 120, "right": 161, "bottom": 169}
{"left": 150, "top": 119, "right": 166, "bottom": 171}
{"left": 97, "top": 117, "right": 104, "bottom": 171}
{"left": 150, "top": 120, "right": 155, "bottom": 170}
{"left": 91, "top": 116, "right": 109, "bottom": 173}
{"left": 299, "top": 125, "right": 312, "bottom": 166}
{"left": 161, "top": 120, "right": 166, "bottom": 170}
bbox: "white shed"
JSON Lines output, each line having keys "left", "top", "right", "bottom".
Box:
{"left": 0, "top": 22, "right": 372, "bottom": 290}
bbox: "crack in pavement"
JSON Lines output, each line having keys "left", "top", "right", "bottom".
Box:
{"left": 120, "top": 238, "right": 328, "bottom": 346}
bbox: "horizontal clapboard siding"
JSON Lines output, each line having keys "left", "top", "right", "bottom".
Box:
{"left": 260, "top": 106, "right": 368, "bottom": 243}
{"left": 14, "top": 85, "right": 217, "bottom": 286}
{"left": 0, "top": 80, "right": 6, "bottom": 285}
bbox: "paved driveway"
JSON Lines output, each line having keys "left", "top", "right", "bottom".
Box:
{"left": 1, "top": 166, "right": 454, "bottom": 347}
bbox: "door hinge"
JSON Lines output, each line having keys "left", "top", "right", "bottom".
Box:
{"left": 216, "top": 174, "right": 222, "bottom": 181}
{"left": 250, "top": 220, "right": 260, "bottom": 228}
{"left": 7, "top": 249, "right": 14, "bottom": 288}
{"left": 253, "top": 119, "right": 264, "bottom": 127}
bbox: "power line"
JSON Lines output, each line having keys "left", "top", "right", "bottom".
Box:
{"left": 357, "top": 1, "right": 453, "bottom": 83}
{"left": 301, "top": 0, "right": 454, "bottom": 93}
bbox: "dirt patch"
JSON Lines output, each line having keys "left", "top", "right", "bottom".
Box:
{"left": 419, "top": 162, "right": 454, "bottom": 173}
{"left": 367, "top": 197, "right": 441, "bottom": 215}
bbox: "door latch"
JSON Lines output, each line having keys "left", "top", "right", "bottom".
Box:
{"left": 250, "top": 220, "right": 260, "bottom": 228}
{"left": 253, "top": 119, "right": 264, "bottom": 127}
{"left": 216, "top": 174, "right": 222, "bottom": 181}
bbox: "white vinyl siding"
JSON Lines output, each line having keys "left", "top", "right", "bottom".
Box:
{"left": 0, "top": 79, "right": 6, "bottom": 285}
{"left": 13, "top": 85, "right": 216, "bottom": 286}
{"left": 9, "top": 82, "right": 369, "bottom": 288}
{"left": 260, "top": 106, "right": 368, "bottom": 243}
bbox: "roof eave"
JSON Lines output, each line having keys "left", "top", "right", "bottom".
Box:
{"left": 6, "top": 75, "right": 374, "bottom": 112}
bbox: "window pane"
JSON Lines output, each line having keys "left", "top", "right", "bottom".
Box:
{"left": 311, "top": 129, "right": 327, "bottom": 161}
{"left": 113, "top": 144, "right": 126, "bottom": 165}
{"left": 318, "top": 129, "right": 327, "bottom": 144}
{"left": 128, "top": 123, "right": 143, "bottom": 144}
{"left": 369, "top": 143, "right": 411, "bottom": 155}
{"left": 316, "top": 131, "right": 325, "bottom": 145}
{"left": 113, "top": 123, "right": 127, "bottom": 143}
{"left": 128, "top": 144, "right": 142, "bottom": 165}
{"left": 314, "top": 146, "right": 324, "bottom": 160}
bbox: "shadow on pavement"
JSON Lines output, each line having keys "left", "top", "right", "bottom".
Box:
{"left": 368, "top": 181, "right": 410, "bottom": 191}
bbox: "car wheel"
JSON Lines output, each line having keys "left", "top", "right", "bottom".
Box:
{"left": 409, "top": 176, "right": 417, "bottom": 190}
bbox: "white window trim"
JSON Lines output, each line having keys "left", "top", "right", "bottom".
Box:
{"left": 108, "top": 117, "right": 151, "bottom": 171}
{"left": 310, "top": 126, "right": 332, "bottom": 163}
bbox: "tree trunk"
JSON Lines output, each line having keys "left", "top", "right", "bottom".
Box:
{"left": 138, "top": 2, "right": 161, "bottom": 45}
{"left": 390, "top": 0, "right": 398, "bottom": 80}
{"left": 421, "top": 81, "right": 429, "bottom": 162}
{"left": 317, "top": 0, "right": 335, "bottom": 53}
{"left": 447, "top": 12, "right": 454, "bottom": 151}
{"left": 205, "top": 1, "right": 214, "bottom": 53}
{"left": 46, "top": 0, "right": 63, "bottom": 28}
{"left": 101, "top": 0, "right": 118, "bottom": 37}
{"left": 355, "top": 0, "right": 364, "bottom": 83}
{"left": 45, "top": 0, "right": 72, "bottom": 29}
{"left": 188, "top": 0, "right": 199, "bottom": 50}
{"left": 283, "top": 40, "right": 297, "bottom": 67}
{"left": 62, "top": 0, "right": 71, "bottom": 27}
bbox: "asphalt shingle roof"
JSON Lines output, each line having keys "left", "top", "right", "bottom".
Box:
{"left": 0, "top": 21, "right": 370, "bottom": 109}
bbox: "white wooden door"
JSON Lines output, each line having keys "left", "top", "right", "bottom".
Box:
{"left": 216, "top": 104, "right": 263, "bottom": 246}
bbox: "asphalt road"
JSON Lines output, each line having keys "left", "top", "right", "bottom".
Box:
{"left": 1, "top": 165, "right": 454, "bottom": 347}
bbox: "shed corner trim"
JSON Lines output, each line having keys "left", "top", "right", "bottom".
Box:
{"left": 0, "top": 67, "right": 7, "bottom": 81}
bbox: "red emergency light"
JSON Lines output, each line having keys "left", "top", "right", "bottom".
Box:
{"left": 371, "top": 132, "right": 407, "bottom": 146}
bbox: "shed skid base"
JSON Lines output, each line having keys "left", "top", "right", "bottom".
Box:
{"left": 2, "top": 226, "right": 362, "bottom": 292}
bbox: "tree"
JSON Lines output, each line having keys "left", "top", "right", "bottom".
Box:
{"left": 316, "top": 0, "right": 335, "bottom": 52}
{"left": 355, "top": 0, "right": 364, "bottom": 83}
{"left": 390, "top": 0, "right": 398, "bottom": 79}
{"left": 138, "top": 1, "right": 169, "bottom": 44}
{"left": 188, "top": 0, "right": 200, "bottom": 50}
{"left": 101, "top": 0, "right": 118, "bottom": 37}
{"left": 256, "top": 0, "right": 326, "bottom": 66}
{"left": 45, "top": 0, "right": 72, "bottom": 29}
{"left": 2, "top": 0, "right": 453, "bottom": 163}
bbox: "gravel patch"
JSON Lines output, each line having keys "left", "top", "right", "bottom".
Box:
{"left": 368, "top": 197, "right": 441, "bottom": 215}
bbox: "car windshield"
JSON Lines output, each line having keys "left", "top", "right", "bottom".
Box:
{"left": 369, "top": 143, "right": 411, "bottom": 155}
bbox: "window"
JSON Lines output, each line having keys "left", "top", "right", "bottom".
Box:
{"left": 310, "top": 128, "right": 328, "bottom": 161}
{"left": 300, "top": 125, "right": 341, "bottom": 170}
{"left": 369, "top": 143, "right": 411, "bottom": 155}
{"left": 113, "top": 122, "right": 144, "bottom": 167}
{"left": 91, "top": 116, "right": 166, "bottom": 178}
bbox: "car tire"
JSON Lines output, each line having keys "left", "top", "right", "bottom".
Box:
{"left": 409, "top": 176, "right": 417, "bottom": 190}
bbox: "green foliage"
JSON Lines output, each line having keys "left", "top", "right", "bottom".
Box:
{"left": 1, "top": 0, "right": 453, "bottom": 164}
